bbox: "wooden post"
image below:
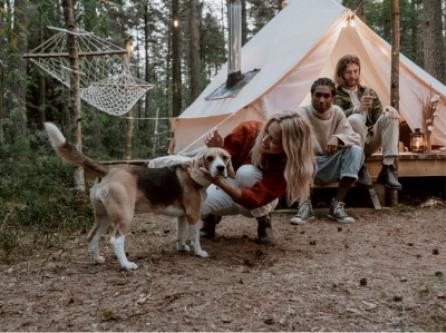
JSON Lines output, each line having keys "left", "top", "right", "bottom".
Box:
{"left": 124, "top": 38, "right": 134, "bottom": 160}
{"left": 152, "top": 107, "right": 160, "bottom": 158}
{"left": 389, "top": 0, "right": 400, "bottom": 206}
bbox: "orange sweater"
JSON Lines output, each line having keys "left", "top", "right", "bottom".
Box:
{"left": 223, "top": 121, "right": 287, "bottom": 209}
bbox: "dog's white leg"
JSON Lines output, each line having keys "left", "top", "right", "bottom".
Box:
{"left": 110, "top": 234, "right": 138, "bottom": 270}
{"left": 88, "top": 222, "right": 108, "bottom": 264}
{"left": 176, "top": 216, "right": 190, "bottom": 252}
{"left": 189, "top": 222, "right": 208, "bottom": 258}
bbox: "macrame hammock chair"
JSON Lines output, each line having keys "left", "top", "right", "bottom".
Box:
{"left": 24, "top": 26, "right": 153, "bottom": 116}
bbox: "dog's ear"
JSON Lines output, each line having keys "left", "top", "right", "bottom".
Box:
{"left": 194, "top": 153, "right": 205, "bottom": 169}
{"left": 226, "top": 157, "right": 236, "bottom": 179}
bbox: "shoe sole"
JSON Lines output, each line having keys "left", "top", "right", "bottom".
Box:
{"left": 289, "top": 215, "right": 315, "bottom": 225}
{"left": 327, "top": 214, "right": 355, "bottom": 224}
{"left": 376, "top": 180, "right": 402, "bottom": 190}
{"left": 378, "top": 183, "right": 402, "bottom": 190}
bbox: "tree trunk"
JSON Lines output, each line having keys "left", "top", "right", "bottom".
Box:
{"left": 0, "top": 0, "right": 4, "bottom": 146}
{"left": 382, "top": 1, "right": 391, "bottom": 42}
{"left": 171, "top": 0, "right": 182, "bottom": 117}
{"left": 12, "top": 0, "right": 28, "bottom": 138}
{"left": 39, "top": 13, "right": 46, "bottom": 125}
{"left": 389, "top": 0, "right": 400, "bottom": 207}
{"left": 241, "top": 0, "right": 248, "bottom": 45}
{"left": 124, "top": 38, "right": 134, "bottom": 160}
{"left": 390, "top": 0, "right": 400, "bottom": 110}
{"left": 190, "top": 0, "right": 201, "bottom": 101}
{"left": 410, "top": 0, "right": 421, "bottom": 66}
{"left": 144, "top": 3, "right": 151, "bottom": 119}
{"left": 423, "top": 0, "right": 445, "bottom": 83}
{"left": 0, "top": 61, "right": 4, "bottom": 146}
{"left": 355, "top": 0, "right": 365, "bottom": 21}
{"left": 62, "top": 0, "right": 85, "bottom": 193}
{"left": 82, "top": 0, "right": 97, "bottom": 31}
{"left": 125, "top": 110, "right": 134, "bottom": 160}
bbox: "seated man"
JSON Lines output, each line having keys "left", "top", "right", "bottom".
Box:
{"left": 334, "top": 54, "right": 402, "bottom": 190}
{"left": 290, "top": 78, "right": 364, "bottom": 225}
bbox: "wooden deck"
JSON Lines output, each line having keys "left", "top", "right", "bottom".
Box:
{"left": 91, "top": 151, "right": 445, "bottom": 209}
{"left": 365, "top": 151, "right": 446, "bottom": 179}
{"left": 99, "top": 151, "right": 446, "bottom": 178}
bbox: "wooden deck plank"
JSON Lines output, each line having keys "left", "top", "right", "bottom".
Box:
{"left": 366, "top": 151, "right": 446, "bottom": 178}
{"left": 94, "top": 151, "right": 446, "bottom": 179}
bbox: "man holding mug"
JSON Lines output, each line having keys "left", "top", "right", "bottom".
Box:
{"left": 334, "top": 54, "right": 402, "bottom": 190}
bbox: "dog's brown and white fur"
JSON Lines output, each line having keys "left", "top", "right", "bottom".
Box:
{"left": 44, "top": 122, "right": 234, "bottom": 270}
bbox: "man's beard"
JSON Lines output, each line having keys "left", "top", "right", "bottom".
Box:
{"left": 344, "top": 78, "right": 359, "bottom": 89}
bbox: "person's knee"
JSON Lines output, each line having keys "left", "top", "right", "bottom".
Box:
{"left": 379, "top": 113, "right": 399, "bottom": 128}
{"left": 348, "top": 114, "right": 364, "bottom": 131}
{"left": 236, "top": 164, "right": 263, "bottom": 188}
{"left": 344, "top": 145, "right": 364, "bottom": 163}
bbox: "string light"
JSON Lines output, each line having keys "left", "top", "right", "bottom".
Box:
{"left": 173, "top": 19, "right": 179, "bottom": 28}
{"left": 343, "top": 11, "right": 356, "bottom": 28}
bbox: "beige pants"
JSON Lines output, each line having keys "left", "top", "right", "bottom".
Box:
{"left": 348, "top": 113, "right": 399, "bottom": 157}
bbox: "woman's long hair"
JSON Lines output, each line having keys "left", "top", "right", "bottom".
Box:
{"left": 251, "top": 111, "right": 314, "bottom": 205}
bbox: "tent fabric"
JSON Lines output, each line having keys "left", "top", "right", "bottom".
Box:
{"left": 172, "top": 0, "right": 446, "bottom": 154}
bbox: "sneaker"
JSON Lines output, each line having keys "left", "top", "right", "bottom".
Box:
{"left": 289, "top": 201, "right": 314, "bottom": 225}
{"left": 328, "top": 198, "right": 355, "bottom": 223}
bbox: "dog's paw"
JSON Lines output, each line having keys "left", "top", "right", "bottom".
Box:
{"left": 195, "top": 250, "right": 209, "bottom": 258}
{"left": 176, "top": 243, "right": 191, "bottom": 252}
{"left": 92, "top": 255, "right": 105, "bottom": 264}
{"left": 122, "top": 262, "right": 138, "bottom": 270}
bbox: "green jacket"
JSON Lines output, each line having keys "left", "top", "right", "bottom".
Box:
{"left": 334, "top": 85, "right": 383, "bottom": 128}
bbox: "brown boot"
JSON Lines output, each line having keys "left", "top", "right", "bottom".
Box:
{"left": 256, "top": 214, "right": 275, "bottom": 245}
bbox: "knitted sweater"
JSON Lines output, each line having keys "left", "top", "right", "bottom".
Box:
{"left": 223, "top": 121, "right": 287, "bottom": 209}
{"left": 298, "top": 105, "right": 361, "bottom": 156}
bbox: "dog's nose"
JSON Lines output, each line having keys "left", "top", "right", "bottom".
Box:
{"left": 216, "top": 165, "right": 225, "bottom": 173}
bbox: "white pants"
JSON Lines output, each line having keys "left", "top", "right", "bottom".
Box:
{"left": 201, "top": 164, "right": 279, "bottom": 218}
{"left": 348, "top": 113, "right": 399, "bottom": 157}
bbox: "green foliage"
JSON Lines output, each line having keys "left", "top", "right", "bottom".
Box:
{"left": 0, "top": 138, "right": 92, "bottom": 253}
{"left": 344, "top": 0, "right": 425, "bottom": 67}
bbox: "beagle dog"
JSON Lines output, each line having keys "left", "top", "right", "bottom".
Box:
{"left": 44, "top": 122, "right": 234, "bottom": 270}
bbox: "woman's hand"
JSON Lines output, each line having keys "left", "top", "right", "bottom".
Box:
{"left": 204, "top": 127, "right": 224, "bottom": 148}
{"left": 199, "top": 167, "right": 226, "bottom": 187}
{"left": 200, "top": 167, "right": 242, "bottom": 201}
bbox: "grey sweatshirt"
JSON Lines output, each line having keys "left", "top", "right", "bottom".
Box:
{"left": 298, "top": 104, "right": 361, "bottom": 156}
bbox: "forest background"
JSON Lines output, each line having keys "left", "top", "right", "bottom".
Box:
{"left": 0, "top": 0, "right": 445, "bottom": 253}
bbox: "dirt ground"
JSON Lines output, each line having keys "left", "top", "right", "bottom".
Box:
{"left": 1, "top": 207, "right": 445, "bottom": 331}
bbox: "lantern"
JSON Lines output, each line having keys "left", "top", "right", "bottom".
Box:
{"left": 409, "top": 128, "right": 426, "bottom": 153}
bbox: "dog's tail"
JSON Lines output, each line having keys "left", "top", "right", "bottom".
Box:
{"left": 44, "top": 122, "right": 108, "bottom": 177}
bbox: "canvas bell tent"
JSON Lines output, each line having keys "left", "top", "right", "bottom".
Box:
{"left": 171, "top": 0, "right": 446, "bottom": 154}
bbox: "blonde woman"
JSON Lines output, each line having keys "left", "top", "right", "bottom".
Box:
{"left": 201, "top": 111, "right": 314, "bottom": 244}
